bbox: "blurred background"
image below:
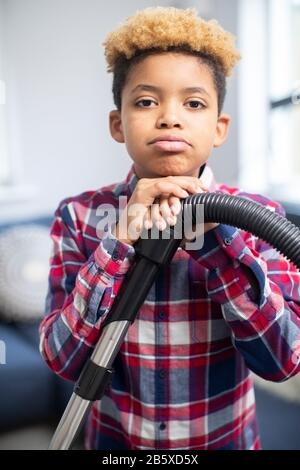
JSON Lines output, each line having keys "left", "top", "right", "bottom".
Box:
{"left": 0, "top": 0, "right": 300, "bottom": 450}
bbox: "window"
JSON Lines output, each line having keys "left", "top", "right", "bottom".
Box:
{"left": 268, "top": 0, "right": 300, "bottom": 201}
{"left": 238, "top": 0, "right": 300, "bottom": 203}
{"left": 238, "top": 0, "right": 270, "bottom": 195}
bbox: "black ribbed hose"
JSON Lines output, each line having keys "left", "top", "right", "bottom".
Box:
{"left": 182, "top": 192, "right": 300, "bottom": 270}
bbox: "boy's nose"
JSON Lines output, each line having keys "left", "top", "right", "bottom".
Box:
{"left": 156, "top": 111, "right": 182, "bottom": 129}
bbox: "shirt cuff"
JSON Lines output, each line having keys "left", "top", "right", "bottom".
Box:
{"left": 185, "top": 224, "right": 267, "bottom": 306}
{"left": 185, "top": 224, "right": 241, "bottom": 269}
{"left": 94, "top": 228, "right": 136, "bottom": 277}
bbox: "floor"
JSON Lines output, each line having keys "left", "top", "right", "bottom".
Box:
{"left": 255, "top": 387, "right": 300, "bottom": 450}
{"left": 0, "top": 423, "right": 55, "bottom": 450}
{"left": 0, "top": 421, "right": 84, "bottom": 450}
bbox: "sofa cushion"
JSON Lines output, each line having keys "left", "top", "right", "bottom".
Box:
{"left": 0, "top": 323, "right": 56, "bottom": 430}
{"left": 14, "top": 321, "right": 41, "bottom": 348}
{"left": 13, "top": 320, "right": 74, "bottom": 413}
{"left": 0, "top": 225, "right": 51, "bottom": 322}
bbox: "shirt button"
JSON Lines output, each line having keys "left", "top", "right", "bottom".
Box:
{"left": 112, "top": 252, "right": 119, "bottom": 261}
{"left": 158, "top": 311, "right": 165, "bottom": 320}
{"left": 158, "top": 369, "right": 165, "bottom": 379}
{"left": 159, "top": 423, "right": 166, "bottom": 431}
{"left": 224, "top": 237, "right": 232, "bottom": 246}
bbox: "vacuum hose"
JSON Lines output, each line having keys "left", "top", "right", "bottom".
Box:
{"left": 49, "top": 193, "right": 300, "bottom": 450}
{"left": 183, "top": 192, "right": 300, "bottom": 268}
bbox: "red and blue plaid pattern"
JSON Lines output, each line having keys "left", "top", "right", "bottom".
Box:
{"left": 39, "top": 164, "right": 300, "bottom": 450}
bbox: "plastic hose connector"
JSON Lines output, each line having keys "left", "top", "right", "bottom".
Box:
{"left": 181, "top": 192, "right": 300, "bottom": 270}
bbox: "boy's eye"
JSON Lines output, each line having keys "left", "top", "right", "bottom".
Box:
{"left": 186, "top": 100, "right": 205, "bottom": 109}
{"left": 135, "top": 99, "right": 157, "bottom": 107}
{"left": 135, "top": 98, "right": 206, "bottom": 109}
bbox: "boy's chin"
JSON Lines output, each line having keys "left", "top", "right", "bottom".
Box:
{"left": 134, "top": 160, "right": 203, "bottom": 178}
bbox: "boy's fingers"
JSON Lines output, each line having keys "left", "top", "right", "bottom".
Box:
{"left": 159, "top": 197, "right": 172, "bottom": 219}
{"left": 165, "top": 177, "right": 208, "bottom": 194}
{"left": 146, "top": 181, "right": 191, "bottom": 201}
{"left": 136, "top": 179, "right": 206, "bottom": 208}
{"left": 143, "top": 211, "right": 153, "bottom": 230}
{"left": 168, "top": 196, "right": 182, "bottom": 216}
{"left": 158, "top": 197, "right": 177, "bottom": 226}
{"left": 127, "top": 177, "right": 209, "bottom": 240}
{"left": 137, "top": 176, "right": 207, "bottom": 198}
{"left": 151, "top": 200, "right": 165, "bottom": 230}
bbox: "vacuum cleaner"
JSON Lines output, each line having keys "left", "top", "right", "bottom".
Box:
{"left": 49, "top": 192, "right": 300, "bottom": 449}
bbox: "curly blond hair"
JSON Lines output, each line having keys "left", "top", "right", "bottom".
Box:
{"left": 103, "top": 7, "right": 241, "bottom": 76}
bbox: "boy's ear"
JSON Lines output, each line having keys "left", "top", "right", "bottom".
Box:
{"left": 109, "top": 110, "right": 125, "bottom": 143}
{"left": 213, "top": 113, "right": 231, "bottom": 147}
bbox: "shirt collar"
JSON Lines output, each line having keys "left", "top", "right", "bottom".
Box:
{"left": 124, "top": 163, "right": 217, "bottom": 197}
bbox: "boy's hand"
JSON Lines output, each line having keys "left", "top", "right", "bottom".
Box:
{"left": 112, "top": 176, "right": 218, "bottom": 246}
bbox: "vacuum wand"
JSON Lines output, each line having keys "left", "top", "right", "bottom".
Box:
{"left": 49, "top": 224, "right": 182, "bottom": 449}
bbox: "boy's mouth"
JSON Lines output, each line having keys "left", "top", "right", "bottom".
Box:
{"left": 148, "top": 135, "right": 191, "bottom": 152}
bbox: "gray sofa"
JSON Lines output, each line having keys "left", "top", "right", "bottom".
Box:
{"left": 0, "top": 216, "right": 72, "bottom": 431}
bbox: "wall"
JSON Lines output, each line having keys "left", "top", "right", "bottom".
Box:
{"left": 0, "top": 0, "right": 240, "bottom": 222}
{"left": 0, "top": 0, "right": 10, "bottom": 183}
{"left": 210, "top": 0, "right": 239, "bottom": 186}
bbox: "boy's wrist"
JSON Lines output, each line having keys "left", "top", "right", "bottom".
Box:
{"left": 111, "top": 223, "right": 135, "bottom": 247}
{"left": 183, "top": 224, "right": 240, "bottom": 270}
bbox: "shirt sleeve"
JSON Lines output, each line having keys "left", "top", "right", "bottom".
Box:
{"left": 39, "top": 201, "right": 136, "bottom": 381}
{"left": 184, "top": 204, "right": 300, "bottom": 382}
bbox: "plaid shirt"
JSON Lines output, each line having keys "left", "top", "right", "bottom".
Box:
{"left": 39, "top": 164, "right": 300, "bottom": 450}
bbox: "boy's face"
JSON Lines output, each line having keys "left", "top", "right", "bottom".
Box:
{"left": 109, "top": 52, "right": 230, "bottom": 178}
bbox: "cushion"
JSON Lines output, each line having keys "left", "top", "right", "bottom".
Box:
{"left": 15, "top": 321, "right": 42, "bottom": 347}
{"left": 0, "top": 323, "right": 56, "bottom": 429}
{"left": 0, "top": 224, "right": 51, "bottom": 322}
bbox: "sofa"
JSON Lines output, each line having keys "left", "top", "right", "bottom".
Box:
{"left": 0, "top": 203, "right": 299, "bottom": 448}
{"left": 0, "top": 215, "right": 73, "bottom": 431}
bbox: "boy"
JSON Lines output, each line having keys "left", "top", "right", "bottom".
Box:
{"left": 39, "top": 7, "right": 300, "bottom": 450}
